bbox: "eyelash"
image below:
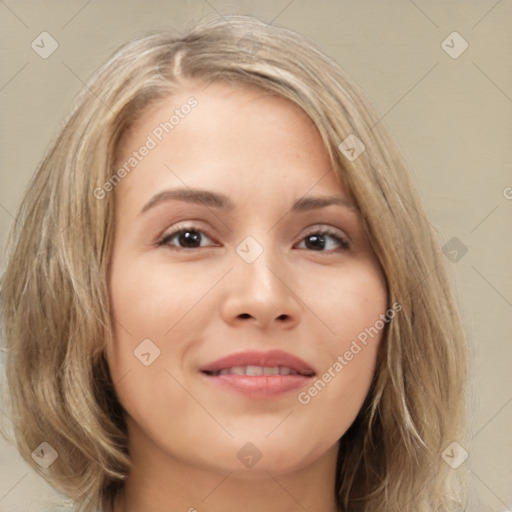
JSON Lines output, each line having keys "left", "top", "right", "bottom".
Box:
{"left": 156, "top": 223, "right": 350, "bottom": 253}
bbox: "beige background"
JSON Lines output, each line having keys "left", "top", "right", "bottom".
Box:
{"left": 0, "top": 1, "right": 511, "bottom": 511}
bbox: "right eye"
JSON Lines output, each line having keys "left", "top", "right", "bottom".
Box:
{"left": 157, "top": 224, "right": 217, "bottom": 250}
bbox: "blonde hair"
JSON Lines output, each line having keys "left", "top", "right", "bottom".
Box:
{"left": 0, "top": 15, "right": 471, "bottom": 512}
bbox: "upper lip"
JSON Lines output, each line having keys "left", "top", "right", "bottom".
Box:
{"left": 199, "top": 349, "right": 316, "bottom": 376}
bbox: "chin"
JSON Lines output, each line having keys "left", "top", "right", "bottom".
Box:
{"left": 231, "top": 436, "right": 328, "bottom": 476}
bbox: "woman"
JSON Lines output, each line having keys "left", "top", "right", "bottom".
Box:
{"left": 0, "top": 15, "right": 471, "bottom": 512}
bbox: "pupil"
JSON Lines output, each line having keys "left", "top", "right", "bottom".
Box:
{"left": 306, "top": 234, "right": 325, "bottom": 250}
{"left": 180, "top": 230, "right": 201, "bottom": 247}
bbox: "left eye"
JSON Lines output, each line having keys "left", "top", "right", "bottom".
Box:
{"left": 296, "top": 229, "right": 350, "bottom": 252}
{"left": 157, "top": 225, "right": 350, "bottom": 252}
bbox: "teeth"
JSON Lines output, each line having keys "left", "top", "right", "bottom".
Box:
{"left": 212, "top": 366, "right": 303, "bottom": 376}
{"left": 246, "top": 365, "right": 263, "bottom": 376}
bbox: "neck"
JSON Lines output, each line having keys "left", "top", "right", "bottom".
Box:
{"left": 114, "top": 436, "right": 340, "bottom": 512}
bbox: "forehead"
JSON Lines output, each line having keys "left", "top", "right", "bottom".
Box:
{"left": 114, "top": 81, "right": 349, "bottom": 210}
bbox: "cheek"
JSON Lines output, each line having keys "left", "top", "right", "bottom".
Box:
{"left": 106, "top": 253, "right": 226, "bottom": 404}
{"left": 108, "top": 254, "right": 215, "bottom": 340}
{"left": 315, "top": 260, "right": 388, "bottom": 343}
{"left": 105, "top": 256, "right": 204, "bottom": 436}
{"left": 296, "top": 262, "right": 387, "bottom": 435}
{"left": 294, "top": 333, "right": 385, "bottom": 452}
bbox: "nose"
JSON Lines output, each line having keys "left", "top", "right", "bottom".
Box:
{"left": 220, "top": 243, "right": 302, "bottom": 331}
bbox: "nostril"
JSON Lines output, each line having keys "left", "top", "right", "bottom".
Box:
{"left": 239, "top": 313, "right": 251, "bottom": 319}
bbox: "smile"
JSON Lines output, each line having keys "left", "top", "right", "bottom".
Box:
{"left": 199, "top": 350, "right": 317, "bottom": 398}
{"left": 203, "top": 365, "right": 312, "bottom": 376}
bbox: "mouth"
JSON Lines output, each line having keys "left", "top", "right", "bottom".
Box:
{"left": 199, "top": 349, "right": 316, "bottom": 398}
{"left": 202, "top": 366, "right": 314, "bottom": 377}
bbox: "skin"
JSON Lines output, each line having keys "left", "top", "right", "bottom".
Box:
{"left": 107, "top": 80, "right": 388, "bottom": 512}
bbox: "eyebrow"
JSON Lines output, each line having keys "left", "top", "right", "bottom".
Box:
{"left": 139, "top": 188, "right": 356, "bottom": 215}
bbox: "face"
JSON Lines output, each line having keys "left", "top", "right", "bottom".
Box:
{"left": 107, "top": 81, "right": 388, "bottom": 477}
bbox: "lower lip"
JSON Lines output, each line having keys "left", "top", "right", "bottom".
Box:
{"left": 201, "top": 373, "right": 314, "bottom": 398}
